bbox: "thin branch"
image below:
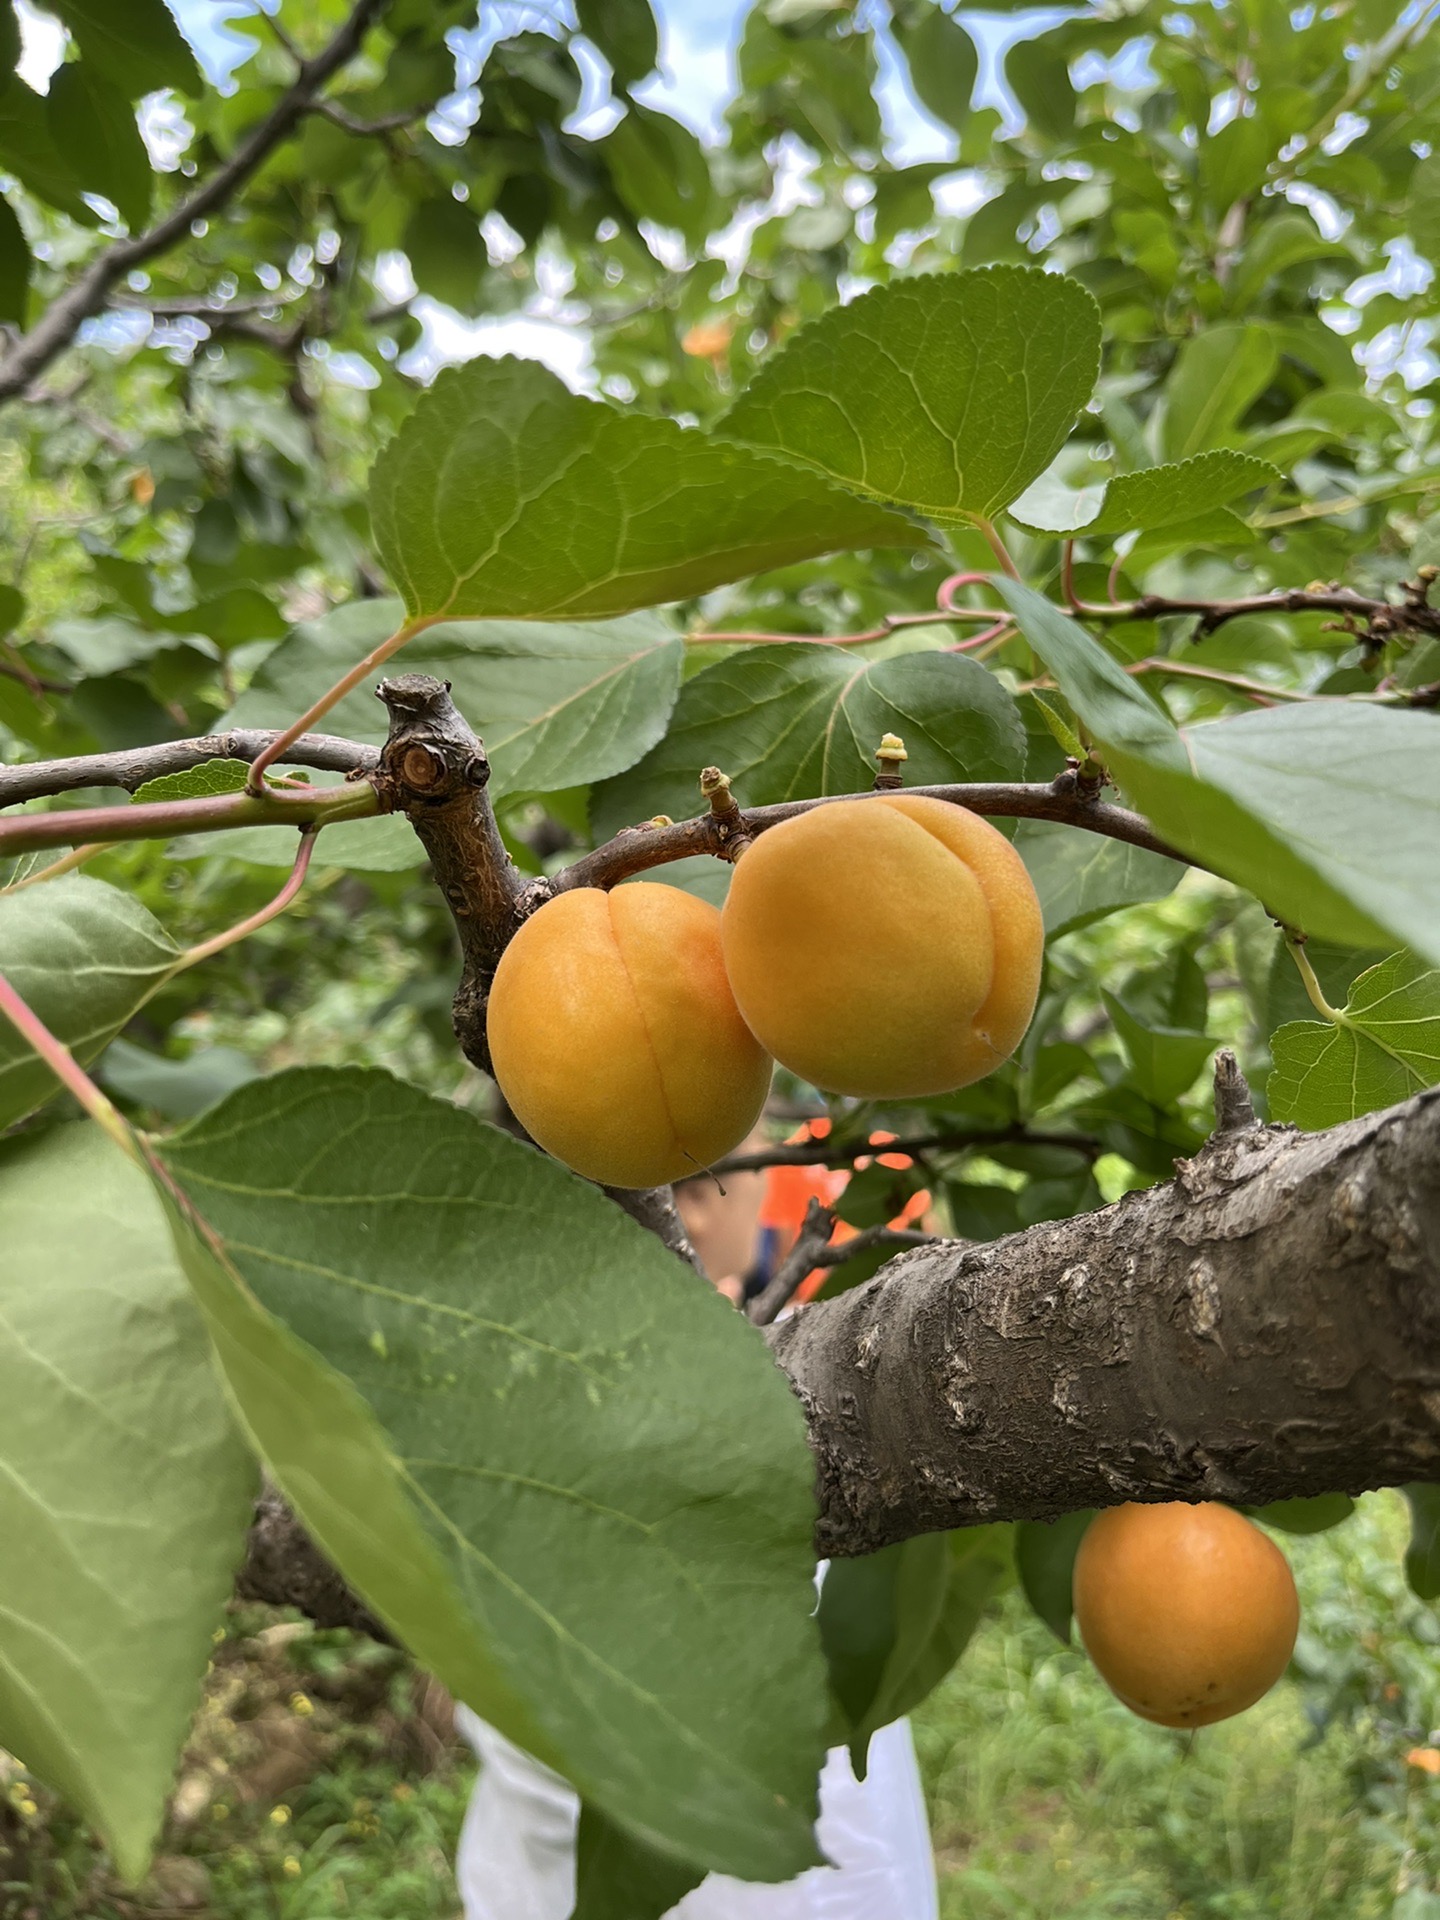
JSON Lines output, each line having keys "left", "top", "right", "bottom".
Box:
{"left": 554, "top": 772, "right": 1195, "bottom": 895}
{"left": 0, "top": 0, "right": 393, "bottom": 404}
{"left": 748, "top": 1199, "right": 836, "bottom": 1327}
{"left": 0, "top": 729, "right": 376, "bottom": 808}
{"left": 312, "top": 98, "right": 433, "bottom": 135}
{"left": 0, "top": 844, "right": 103, "bottom": 894}
{"left": 173, "top": 828, "right": 318, "bottom": 969}
{"left": 713, "top": 1124, "right": 1101, "bottom": 1176}
{"left": 0, "top": 779, "right": 380, "bottom": 857}
{"left": 1079, "top": 581, "right": 1440, "bottom": 642}
{"left": 687, "top": 606, "right": 1011, "bottom": 648}
{"left": 245, "top": 614, "right": 439, "bottom": 793}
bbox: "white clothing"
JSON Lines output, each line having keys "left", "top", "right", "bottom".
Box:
{"left": 455, "top": 1708, "right": 938, "bottom": 1920}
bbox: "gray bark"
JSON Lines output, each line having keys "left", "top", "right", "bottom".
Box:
{"left": 768, "top": 1086, "right": 1440, "bottom": 1556}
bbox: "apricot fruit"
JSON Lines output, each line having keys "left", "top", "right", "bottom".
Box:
{"left": 1072, "top": 1502, "right": 1299, "bottom": 1728}
{"left": 719, "top": 793, "right": 1043, "bottom": 1099}
{"left": 486, "top": 882, "right": 772, "bottom": 1189}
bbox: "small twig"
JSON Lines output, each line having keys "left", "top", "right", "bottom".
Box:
{"left": 0, "top": 655, "right": 70, "bottom": 697}
{"left": 977, "top": 518, "right": 1022, "bottom": 580}
{"left": 245, "top": 614, "right": 440, "bottom": 793}
{"left": 748, "top": 1199, "right": 837, "bottom": 1326}
{"left": 0, "top": 779, "right": 379, "bottom": 857}
{"left": 1283, "top": 930, "right": 1345, "bottom": 1024}
{"left": 686, "top": 606, "right": 1009, "bottom": 648}
{"left": 172, "top": 829, "right": 318, "bottom": 969}
{"left": 0, "top": 967, "right": 136, "bottom": 1159}
{"left": 1210, "top": 1049, "right": 1259, "bottom": 1137}
{"left": 699, "top": 766, "right": 751, "bottom": 858}
{"left": 713, "top": 1125, "right": 1101, "bottom": 1176}
{"left": 601, "top": 1185, "right": 705, "bottom": 1277}
{"left": 312, "top": 98, "right": 433, "bottom": 135}
{"left": 0, "top": 844, "right": 104, "bottom": 894}
{"left": 873, "top": 734, "right": 908, "bottom": 790}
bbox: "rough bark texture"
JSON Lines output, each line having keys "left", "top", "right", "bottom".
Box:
{"left": 769, "top": 1086, "right": 1440, "bottom": 1556}
{"left": 237, "top": 1485, "right": 391, "bottom": 1640}
{"left": 373, "top": 675, "right": 527, "bottom": 1075}
{"left": 0, "top": 728, "right": 375, "bottom": 807}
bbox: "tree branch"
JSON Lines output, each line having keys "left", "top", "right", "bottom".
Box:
{"left": 1083, "top": 579, "right": 1440, "bottom": 644}
{"left": 768, "top": 1084, "right": 1440, "bottom": 1556}
{"left": 0, "top": 0, "right": 392, "bottom": 405}
{"left": 0, "top": 729, "right": 376, "bottom": 808}
{"left": 712, "top": 1126, "right": 1101, "bottom": 1176}
{"left": 555, "top": 772, "right": 1193, "bottom": 894}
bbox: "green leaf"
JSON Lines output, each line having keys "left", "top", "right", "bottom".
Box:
{"left": 403, "top": 195, "right": 487, "bottom": 312}
{"left": 0, "top": 877, "right": 179, "bottom": 1130}
{"left": 225, "top": 600, "right": 684, "bottom": 795}
{"left": 591, "top": 646, "right": 1026, "bottom": 837}
{"left": 1014, "top": 820, "right": 1183, "bottom": 936}
{"left": 1014, "top": 1510, "right": 1094, "bottom": 1643}
{"left": 720, "top": 266, "right": 1101, "bottom": 526}
{"left": 1004, "top": 33, "right": 1074, "bottom": 140}
{"left": 1103, "top": 992, "right": 1213, "bottom": 1105}
{"left": 819, "top": 1527, "right": 1012, "bottom": 1773}
{"left": 1268, "top": 952, "right": 1440, "bottom": 1128}
{"left": 1009, "top": 450, "right": 1279, "bottom": 538}
{"left": 1161, "top": 324, "right": 1278, "bottom": 460}
{"left": 0, "top": 190, "right": 27, "bottom": 325}
{"left": 50, "top": 0, "right": 201, "bottom": 99}
{"left": 0, "top": 73, "right": 90, "bottom": 219}
{"left": 0, "top": 581, "right": 22, "bottom": 640}
{"left": 1414, "top": 153, "right": 1440, "bottom": 271}
{"left": 0, "top": 1124, "right": 254, "bottom": 1881}
{"left": 369, "top": 359, "right": 922, "bottom": 622}
{"left": 133, "top": 757, "right": 252, "bottom": 805}
{"left": 156, "top": 1069, "right": 828, "bottom": 1882}
{"left": 45, "top": 62, "right": 151, "bottom": 230}
{"left": 1246, "top": 1494, "right": 1354, "bottom": 1536}
{"left": 994, "top": 582, "right": 1440, "bottom": 959}
{"left": 1404, "top": 1486, "right": 1440, "bottom": 1601}
{"left": 603, "top": 101, "right": 714, "bottom": 248}
{"left": 575, "top": 1807, "right": 705, "bottom": 1920}
{"left": 893, "top": 7, "right": 977, "bottom": 134}
{"left": 1227, "top": 213, "right": 1352, "bottom": 315}
{"left": 576, "top": 0, "right": 658, "bottom": 85}
{"left": 99, "top": 1038, "right": 262, "bottom": 1119}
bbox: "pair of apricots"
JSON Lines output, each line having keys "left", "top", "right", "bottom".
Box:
{"left": 486, "top": 792, "right": 1045, "bottom": 1191}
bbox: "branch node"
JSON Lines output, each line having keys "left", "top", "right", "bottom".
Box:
{"left": 873, "top": 733, "right": 908, "bottom": 791}
{"left": 699, "top": 766, "right": 752, "bottom": 859}
{"left": 1210, "top": 1048, "right": 1259, "bottom": 1138}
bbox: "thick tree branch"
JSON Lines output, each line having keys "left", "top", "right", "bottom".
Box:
{"left": 0, "top": 729, "right": 376, "bottom": 808}
{"left": 0, "top": 0, "right": 391, "bottom": 405}
{"left": 768, "top": 1084, "right": 1440, "bottom": 1556}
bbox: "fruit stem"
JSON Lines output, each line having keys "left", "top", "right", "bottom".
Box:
{"left": 873, "top": 733, "right": 908, "bottom": 790}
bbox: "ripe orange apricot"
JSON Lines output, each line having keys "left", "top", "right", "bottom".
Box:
{"left": 1072, "top": 1502, "right": 1299, "bottom": 1728}
{"left": 486, "top": 882, "right": 772, "bottom": 1189}
{"left": 718, "top": 793, "right": 1043, "bottom": 1099}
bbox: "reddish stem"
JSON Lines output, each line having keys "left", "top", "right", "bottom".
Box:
{"left": 175, "top": 829, "right": 318, "bottom": 968}
{"left": 0, "top": 966, "right": 136, "bottom": 1157}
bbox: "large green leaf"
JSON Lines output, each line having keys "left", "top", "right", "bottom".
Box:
{"left": 1102, "top": 992, "right": 1213, "bottom": 1105}
{"left": 576, "top": 0, "right": 658, "bottom": 84}
{"left": 1268, "top": 951, "right": 1440, "bottom": 1127}
{"left": 1161, "top": 324, "right": 1278, "bottom": 459}
{"left": 224, "top": 599, "right": 684, "bottom": 797}
{"left": 995, "top": 581, "right": 1440, "bottom": 959}
{"left": 1404, "top": 1486, "right": 1440, "bottom": 1601}
{"left": 50, "top": 0, "right": 201, "bottom": 99}
{"left": 0, "top": 191, "right": 28, "bottom": 326}
{"left": 893, "top": 7, "right": 977, "bottom": 134}
{"left": 575, "top": 1807, "right": 705, "bottom": 1920}
{"left": 1013, "top": 819, "right": 1183, "bottom": 935}
{"left": 819, "top": 1527, "right": 1012, "bottom": 1773}
{"left": 1009, "top": 450, "right": 1279, "bottom": 538}
{"left": 602, "top": 101, "right": 714, "bottom": 248}
{"left": 0, "top": 876, "right": 178, "bottom": 1130}
{"left": 369, "top": 359, "right": 922, "bottom": 622}
{"left": 157, "top": 1069, "right": 828, "bottom": 1882}
{"left": 720, "top": 266, "right": 1101, "bottom": 526}
{"left": 1014, "top": 1510, "right": 1094, "bottom": 1643}
{"left": 0, "top": 74, "right": 90, "bottom": 220}
{"left": 592, "top": 645, "right": 1025, "bottom": 836}
{"left": 45, "top": 63, "right": 151, "bottom": 231}
{"left": 0, "top": 1124, "right": 253, "bottom": 1881}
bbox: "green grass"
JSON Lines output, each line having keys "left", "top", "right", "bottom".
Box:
{"left": 5, "top": 1495, "right": 1440, "bottom": 1916}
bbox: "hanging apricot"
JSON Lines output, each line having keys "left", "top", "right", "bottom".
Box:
{"left": 1072, "top": 1501, "right": 1300, "bottom": 1728}
{"left": 486, "top": 883, "right": 772, "bottom": 1189}
{"left": 719, "top": 793, "right": 1043, "bottom": 1099}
